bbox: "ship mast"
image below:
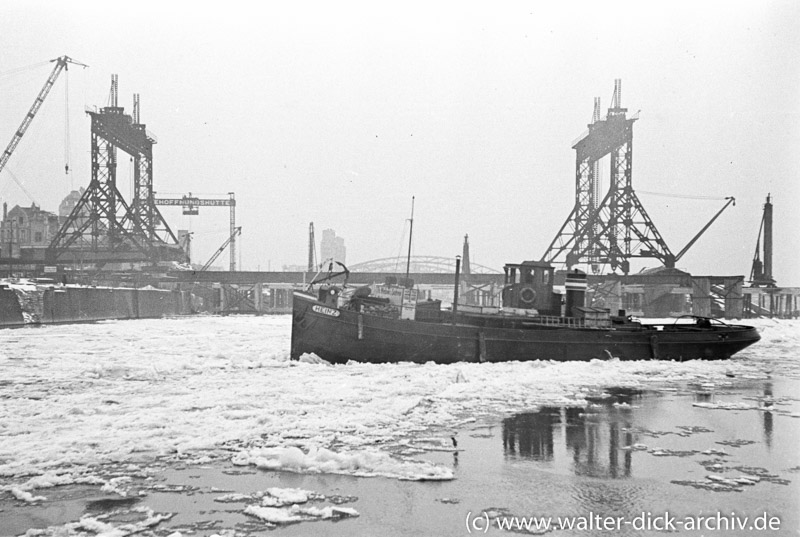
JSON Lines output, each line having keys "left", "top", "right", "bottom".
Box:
{"left": 405, "top": 196, "right": 415, "bottom": 283}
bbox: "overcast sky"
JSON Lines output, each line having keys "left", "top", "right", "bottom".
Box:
{"left": 1, "top": 1, "right": 798, "bottom": 284}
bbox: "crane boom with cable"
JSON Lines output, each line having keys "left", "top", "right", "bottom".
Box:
{"left": 673, "top": 196, "right": 736, "bottom": 262}
{"left": 201, "top": 227, "right": 242, "bottom": 272}
{"left": 0, "top": 55, "right": 88, "bottom": 179}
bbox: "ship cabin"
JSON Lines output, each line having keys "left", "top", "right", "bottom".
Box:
{"left": 501, "top": 260, "right": 560, "bottom": 315}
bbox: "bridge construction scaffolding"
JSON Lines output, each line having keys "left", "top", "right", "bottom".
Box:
{"left": 542, "top": 80, "right": 734, "bottom": 277}
{"left": 542, "top": 80, "right": 674, "bottom": 275}
{"left": 48, "top": 75, "right": 182, "bottom": 265}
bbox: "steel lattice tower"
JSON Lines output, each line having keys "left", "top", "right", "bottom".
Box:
{"left": 542, "top": 80, "right": 674, "bottom": 274}
{"left": 48, "top": 76, "right": 181, "bottom": 264}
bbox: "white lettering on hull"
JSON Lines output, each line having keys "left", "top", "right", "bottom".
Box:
{"left": 312, "top": 305, "right": 340, "bottom": 317}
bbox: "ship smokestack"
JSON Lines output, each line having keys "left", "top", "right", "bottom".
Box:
{"left": 452, "top": 255, "right": 461, "bottom": 321}
{"left": 565, "top": 270, "right": 587, "bottom": 317}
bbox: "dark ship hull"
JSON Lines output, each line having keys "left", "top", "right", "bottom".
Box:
{"left": 290, "top": 291, "right": 760, "bottom": 364}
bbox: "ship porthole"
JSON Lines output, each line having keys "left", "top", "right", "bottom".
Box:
{"left": 520, "top": 287, "right": 536, "bottom": 304}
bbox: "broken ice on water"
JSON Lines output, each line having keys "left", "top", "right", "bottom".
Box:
{"left": 1, "top": 316, "right": 798, "bottom": 534}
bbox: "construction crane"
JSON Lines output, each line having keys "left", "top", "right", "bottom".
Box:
{"left": 201, "top": 227, "right": 241, "bottom": 272}
{"left": 155, "top": 192, "right": 237, "bottom": 270}
{"left": 0, "top": 55, "right": 87, "bottom": 182}
{"left": 750, "top": 194, "right": 775, "bottom": 287}
{"left": 673, "top": 197, "right": 736, "bottom": 263}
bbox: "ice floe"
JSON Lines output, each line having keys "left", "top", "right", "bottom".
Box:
{"left": 260, "top": 487, "right": 323, "bottom": 506}
{"left": 693, "top": 401, "right": 758, "bottom": 410}
{"left": 672, "top": 469, "right": 777, "bottom": 492}
{"left": 10, "top": 487, "right": 46, "bottom": 503}
{"left": 211, "top": 486, "right": 360, "bottom": 529}
{"left": 244, "top": 504, "right": 358, "bottom": 525}
{"left": 20, "top": 507, "right": 173, "bottom": 536}
{"left": 232, "top": 445, "right": 454, "bottom": 480}
{"left": 213, "top": 492, "right": 252, "bottom": 503}
{"left": 621, "top": 443, "right": 648, "bottom": 451}
{"left": 214, "top": 486, "right": 356, "bottom": 508}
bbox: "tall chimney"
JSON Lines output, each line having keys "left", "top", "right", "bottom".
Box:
{"left": 308, "top": 222, "right": 316, "bottom": 272}
{"left": 763, "top": 194, "right": 773, "bottom": 283}
{"left": 461, "top": 234, "right": 471, "bottom": 276}
{"left": 452, "top": 256, "right": 461, "bottom": 321}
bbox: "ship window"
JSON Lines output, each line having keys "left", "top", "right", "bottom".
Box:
{"left": 506, "top": 268, "right": 517, "bottom": 285}
{"left": 522, "top": 268, "right": 533, "bottom": 284}
{"left": 543, "top": 270, "right": 550, "bottom": 284}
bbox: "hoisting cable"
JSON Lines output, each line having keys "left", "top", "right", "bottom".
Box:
{"left": 64, "top": 67, "right": 71, "bottom": 179}
{"left": 637, "top": 190, "right": 727, "bottom": 201}
{"left": 4, "top": 167, "right": 37, "bottom": 205}
{"left": 0, "top": 60, "right": 49, "bottom": 80}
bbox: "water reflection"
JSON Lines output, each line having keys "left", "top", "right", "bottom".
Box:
{"left": 690, "top": 381, "right": 775, "bottom": 450}
{"left": 762, "top": 382, "right": 773, "bottom": 449}
{"left": 502, "top": 388, "right": 640, "bottom": 478}
{"left": 502, "top": 409, "right": 557, "bottom": 460}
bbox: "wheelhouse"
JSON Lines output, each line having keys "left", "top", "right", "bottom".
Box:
{"left": 502, "top": 260, "right": 558, "bottom": 313}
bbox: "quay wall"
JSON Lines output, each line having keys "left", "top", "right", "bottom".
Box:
{"left": 0, "top": 285, "right": 187, "bottom": 327}
{"left": 0, "top": 288, "right": 25, "bottom": 327}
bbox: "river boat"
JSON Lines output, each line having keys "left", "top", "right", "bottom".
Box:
{"left": 290, "top": 260, "right": 760, "bottom": 364}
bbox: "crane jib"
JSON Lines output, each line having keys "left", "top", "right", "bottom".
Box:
{"left": 0, "top": 55, "right": 87, "bottom": 193}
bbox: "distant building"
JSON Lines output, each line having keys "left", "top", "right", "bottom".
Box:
{"left": 59, "top": 188, "right": 85, "bottom": 218}
{"left": 1, "top": 189, "right": 93, "bottom": 259}
{"left": 58, "top": 188, "right": 90, "bottom": 234}
{"left": 1, "top": 203, "right": 60, "bottom": 258}
{"left": 320, "top": 228, "right": 346, "bottom": 265}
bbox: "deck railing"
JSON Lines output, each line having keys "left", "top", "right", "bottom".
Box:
{"left": 524, "top": 314, "right": 611, "bottom": 329}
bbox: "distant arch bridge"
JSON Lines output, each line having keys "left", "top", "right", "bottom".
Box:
{"left": 348, "top": 256, "right": 502, "bottom": 274}
{"left": 166, "top": 256, "right": 504, "bottom": 286}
